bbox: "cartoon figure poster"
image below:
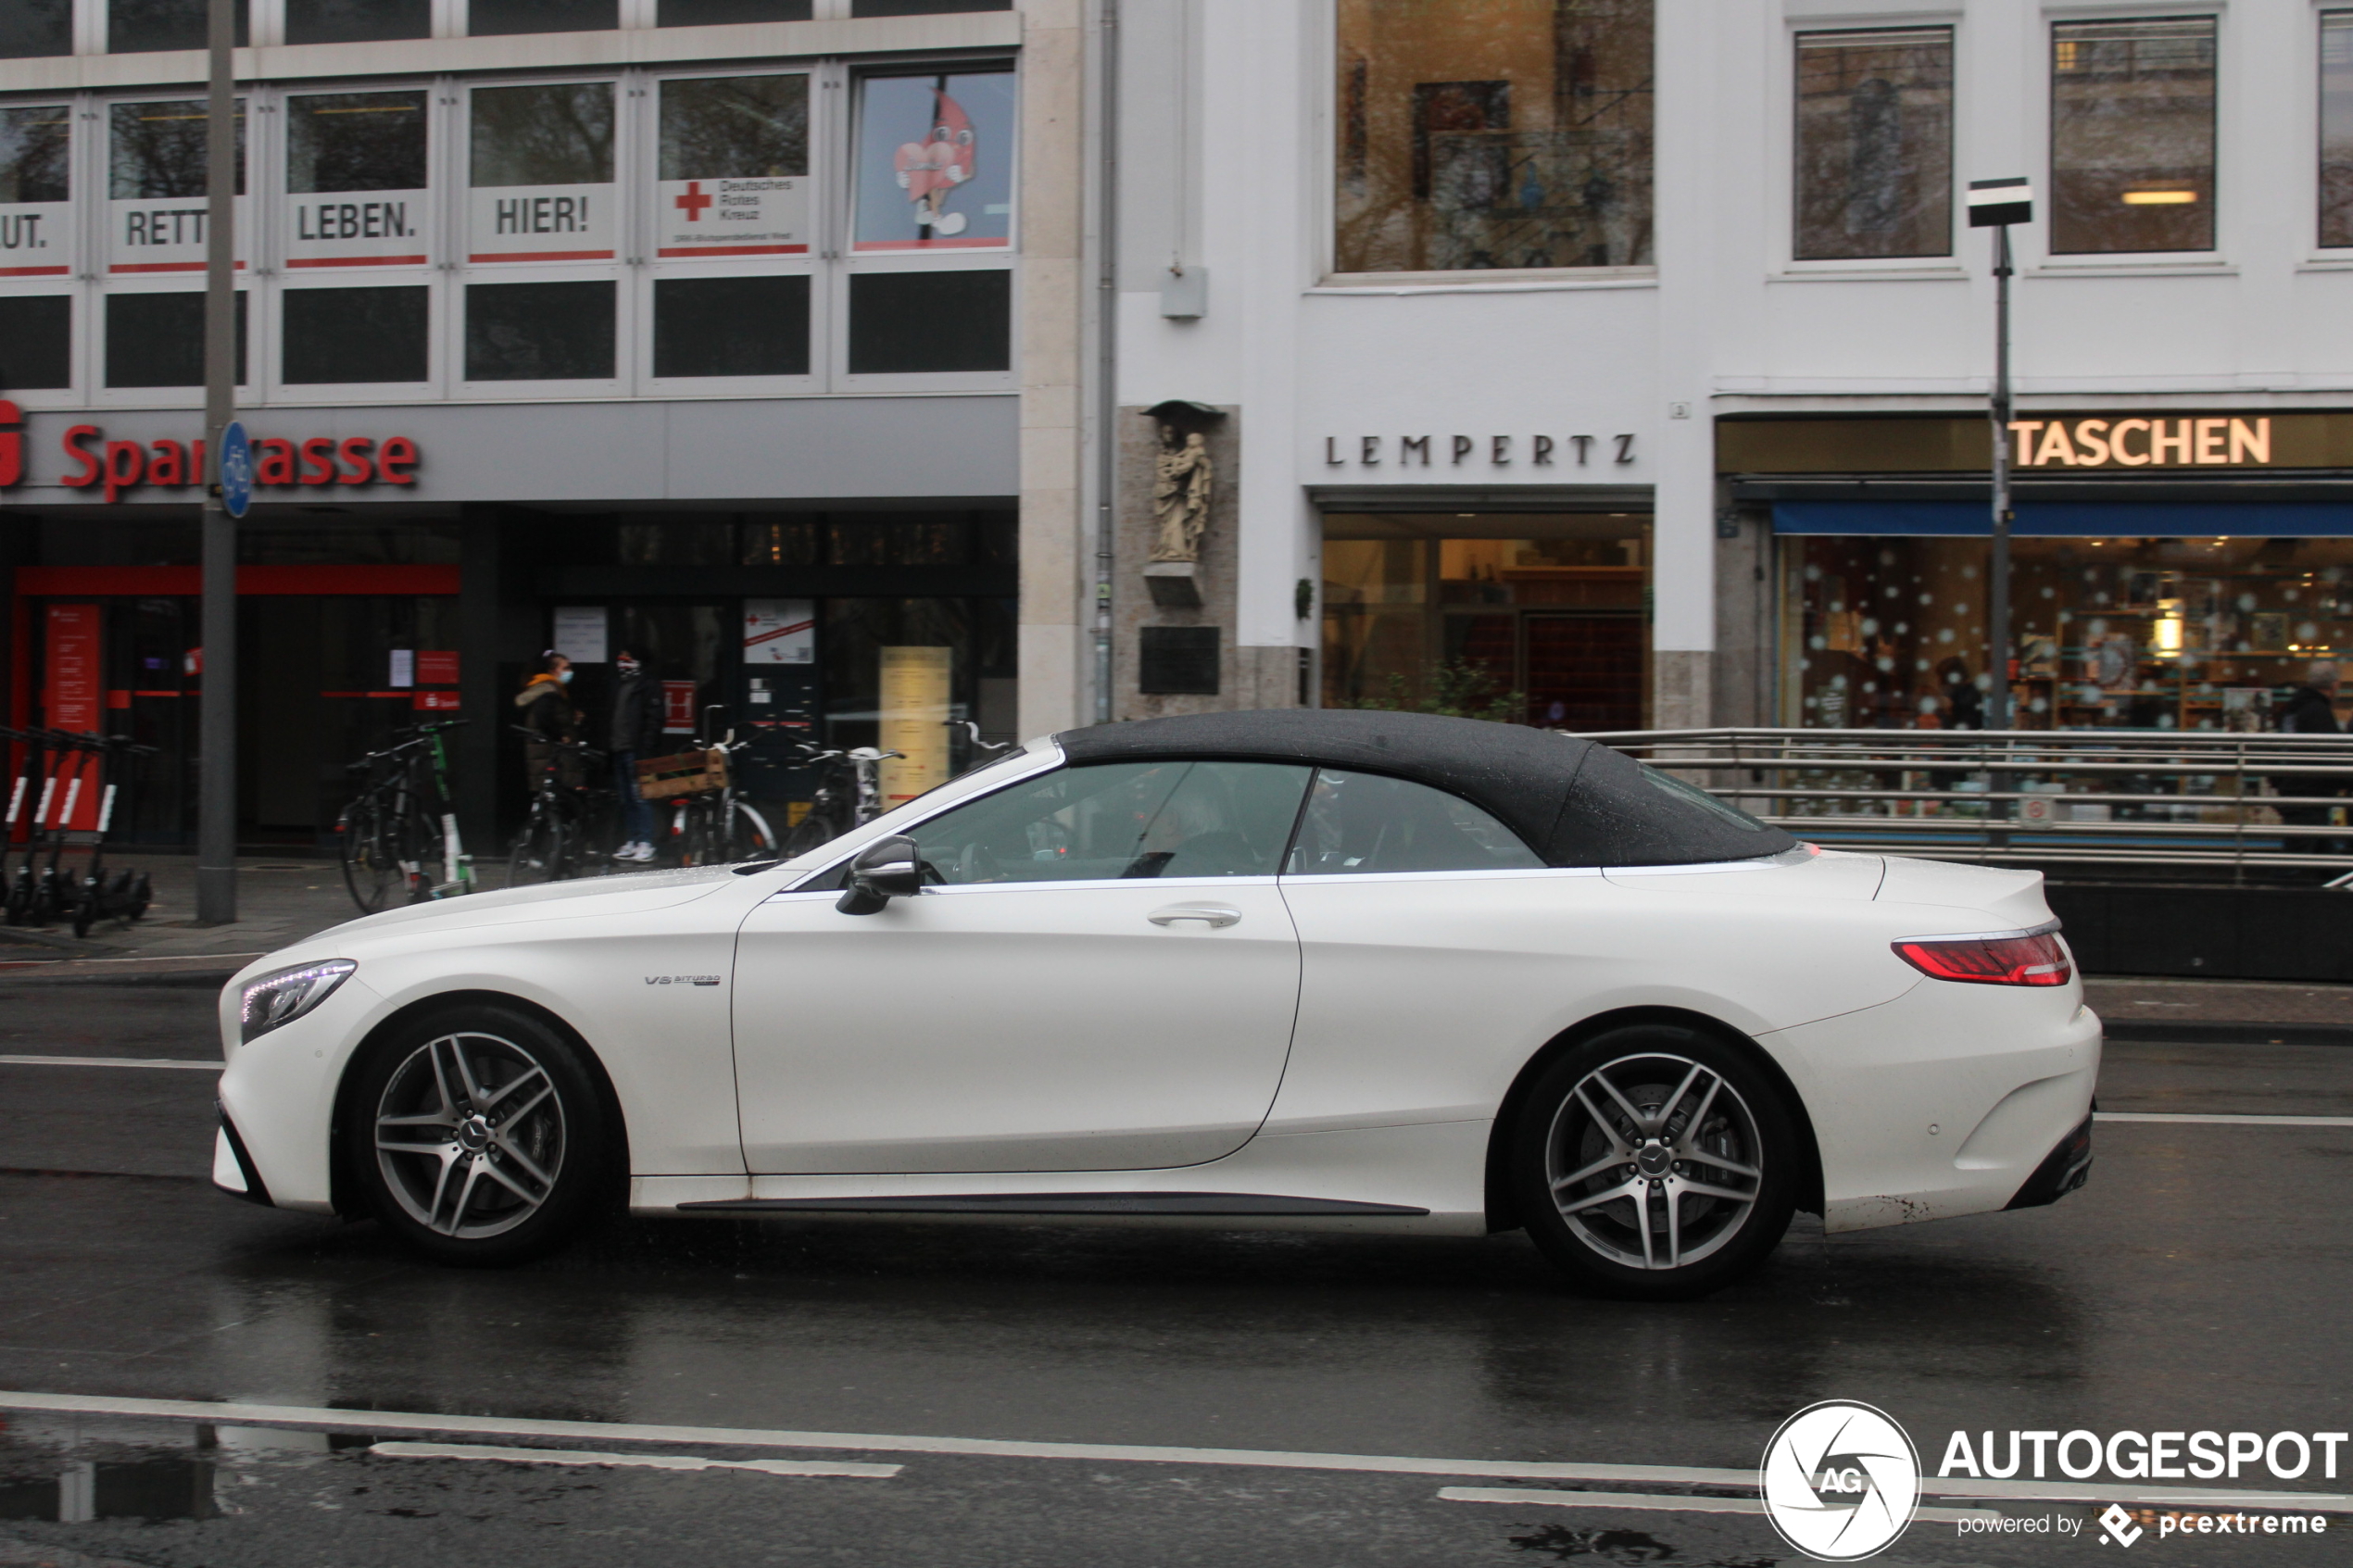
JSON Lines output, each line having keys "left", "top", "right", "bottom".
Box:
{"left": 853, "top": 69, "right": 1015, "bottom": 250}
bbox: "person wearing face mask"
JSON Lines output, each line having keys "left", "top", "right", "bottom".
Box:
{"left": 515, "top": 651, "right": 581, "bottom": 797}
{"left": 608, "top": 649, "right": 663, "bottom": 863}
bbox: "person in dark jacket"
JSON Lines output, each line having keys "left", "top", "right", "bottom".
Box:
{"left": 514, "top": 652, "right": 579, "bottom": 793}
{"left": 609, "top": 649, "right": 664, "bottom": 862}
{"left": 2276, "top": 661, "right": 2347, "bottom": 854}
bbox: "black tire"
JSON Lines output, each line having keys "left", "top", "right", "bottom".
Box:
{"left": 339, "top": 797, "right": 401, "bottom": 915}
{"left": 1509, "top": 1023, "right": 1799, "bottom": 1300}
{"left": 70, "top": 888, "right": 94, "bottom": 938}
{"left": 507, "top": 810, "right": 569, "bottom": 886}
{"left": 343, "top": 1003, "right": 615, "bottom": 1266}
{"left": 127, "top": 871, "right": 152, "bottom": 921}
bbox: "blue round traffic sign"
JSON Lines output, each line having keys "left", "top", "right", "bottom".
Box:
{"left": 219, "top": 420, "right": 253, "bottom": 519}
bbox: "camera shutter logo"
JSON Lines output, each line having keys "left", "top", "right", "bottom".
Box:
{"left": 1760, "top": 1400, "right": 1922, "bottom": 1561}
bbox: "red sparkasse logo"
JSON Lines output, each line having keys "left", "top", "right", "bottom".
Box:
{"left": 0, "top": 417, "right": 421, "bottom": 503}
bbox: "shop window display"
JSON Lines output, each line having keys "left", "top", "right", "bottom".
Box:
{"left": 2050, "top": 18, "right": 2215, "bottom": 255}
{"left": 1322, "top": 515, "right": 1650, "bottom": 729}
{"left": 1793, "top": 28, "right": 1952, "bottom": 261}
{"left": 1785, "top": 536, "right": 2353, "bottom": 732}
{"left": 1334, "top": 0, "right": 1654, "bottom": 273}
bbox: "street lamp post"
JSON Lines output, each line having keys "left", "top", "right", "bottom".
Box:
{"left": 1969, "top": 177, "right": 2033, "bottom": 738}
{"left": 196, "top": 0, "right": 238, "bottom": 924}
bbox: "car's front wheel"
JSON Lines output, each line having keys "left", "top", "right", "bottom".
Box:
{"left": 1509, "top": 1023, "right": 1798, "bottom": 1299}
{"left": 345, "top": 1004, "right": 614, "bottom": 1265}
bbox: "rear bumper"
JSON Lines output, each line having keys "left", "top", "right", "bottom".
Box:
{"left": 2006, "top": 1113, "right": 2094, "bottom": 1210}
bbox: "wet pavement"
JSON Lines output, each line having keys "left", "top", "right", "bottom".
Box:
{"left": 1, "top": 983, "right": 2347, "bottom": 1566}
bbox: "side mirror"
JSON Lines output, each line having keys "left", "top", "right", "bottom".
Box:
{"left": 837, "top": 835, "right": 925, "bottom": 916}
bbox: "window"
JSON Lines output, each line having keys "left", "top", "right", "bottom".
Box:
{"left": 110, "top": 100, "right": 245, "bottom": 200}
{"left": 465, "top": 280, "right": 615, "bottom": 381}
{"left": 108, "top": 0, "right": 248, "bottom": 52}
{"left": 2050, "top": 18, "right": 2216, "bottom": 255}
{"left": 0, "top": 0, "right": 71, "bottom": 60}
{"left": 852, "top": 68, "right": 1016, "bottom": 251}
{"left": 847, "top": 270, "right": 1010, "bottom": 372}
{"left": 658, "top": 74, "right": 809, "bottom": 260}
{"left": 2322, "top": 13, "right": 2353, "bottom": 247}
{"left": 469, "top": 0, "right": 618, "bottom": 36}
{"left": 853, "top": 0, "right": 1013, "bottom": 13}
{"left": 1334, "top": 0, "right": 1654, "bottom": 273}
{"left": 287, "top": 91, "right": 430, "bottom": 270}
{"left": 0, "top": 105, "right": 69, "bottom": 204}
{"left": 654, "top": 274, "right": 810, "bottom": 377}
{"left": 1793, "top": 29, "right": 1952, "bottom": 261}
{"left": 910, "top": 760, "right": 1314, "bottom": 884}
{"left": 470, "top": 83, "right": 616, "bottom": 264}
{"left": 1290, "top": 770, "right": 1541, "bottom": 874}
{"left": 105, "top": 291, "right": 246, "bottom": 388}
{"left": 283, "top": 285, "right": 428, "bottom": 383}
{"left": 1139, "top": 626, "right": 1220, "bottom": 696}
{"left": 0, "top": 296, "right": 71, "bottom": 389}
{"left": 284, "top": 0, "right": 429, "bottom": 43}
{"left": 660, "top": 0, "right": 813, "bottom": 22}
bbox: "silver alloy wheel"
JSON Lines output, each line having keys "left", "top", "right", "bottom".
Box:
{"left": 1544, "top": 1051, "right": 1764, "bottom": 1271}
{"left": 373, "top": 1031, "right": 567, "bottom": 1239}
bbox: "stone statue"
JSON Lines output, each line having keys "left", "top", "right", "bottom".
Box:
{"left": 1149, "top": 426, "right": 1214, "bottom": 564}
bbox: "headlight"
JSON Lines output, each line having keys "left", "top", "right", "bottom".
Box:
{"left": 240, "top": 960, "right": 357, "bottom": 1043}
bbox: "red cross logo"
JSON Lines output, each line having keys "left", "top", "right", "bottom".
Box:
{"left": 675, "top": 181, "right": 712, "bottom": 221}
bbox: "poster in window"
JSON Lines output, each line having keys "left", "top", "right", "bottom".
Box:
{"left": 877, "top": 646, "right": 951, "bottom": 806}
{"left": 853, "top": 69, "right": 1015, "bottom": 251}
{"left": 657, "top": 75, "right": 810, "bottom": 259}
{"left": 742, "top": 598, "right": 814, "bottom": 665}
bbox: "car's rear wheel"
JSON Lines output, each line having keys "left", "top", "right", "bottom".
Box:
{"left": 1510, "top": 1023, "right": 1798, "bottom": 1299}
{"left": 345, "top": 1004, "right": 613, "bottom": 1265}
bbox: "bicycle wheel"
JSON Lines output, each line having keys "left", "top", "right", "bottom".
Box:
{"left": 671, "top": 797, "right": 713, "bottom": 867}
{"left": 720, "top": 802, "right": 777, "bottom": 862}
{"left": 339, "top": 795, "right": 403, "bottom": 915}
{"left": 781, "top": 811, "right": 836, "bottom": 859}
{"left": 507, "top": 808, "right": 569, "bottom": 887}
{"left": 399, "top": 802, "right": 451, "bottom": 903}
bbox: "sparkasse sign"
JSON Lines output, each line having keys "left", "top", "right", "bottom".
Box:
{"left": 0, "top": 420, "right": 421, "bottom": 503}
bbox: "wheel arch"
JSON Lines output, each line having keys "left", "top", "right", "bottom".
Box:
{"left": 1480, "top": 1006, "right": 1823, "bottom": 1234}
{"left": 327, "top": 988, "right": 634, "bottom": 1220}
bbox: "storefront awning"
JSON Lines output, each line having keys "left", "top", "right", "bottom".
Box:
{"left": 1771, "top": 500, "right": 2353, "bottom": 536}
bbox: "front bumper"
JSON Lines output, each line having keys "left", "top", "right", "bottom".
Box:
{"left": 211, "top": 1102, "right": 274, "bottom": 1207}
{"left": 2006, "top": 1113, "right": 2094, "bottom": 1210}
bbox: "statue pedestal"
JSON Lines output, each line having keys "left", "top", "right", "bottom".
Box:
{"left": 1142, "top": 560, "right": 1202, "bottom": 608}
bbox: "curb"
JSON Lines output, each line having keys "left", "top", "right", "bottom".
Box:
{"left": 2103, "top": 1022, "right": 2353, "bottom": 1047}
{"left": 0, "top": 952, "right": 262, "bottom": 985}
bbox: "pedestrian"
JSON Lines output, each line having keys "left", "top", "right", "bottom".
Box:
{"left": 609, "top": 648, "right": 663, "bottom": 863}
{"left": 515, "top": 651, "right": 579, "bottom": 795}
{"left": 2279, "top": 659, "right": 2343, "bottom": 734}
{"left": 2275, "top": 660, "right": 2348, "bottom": 857}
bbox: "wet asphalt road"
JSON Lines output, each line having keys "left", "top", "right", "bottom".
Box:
{"left": 1, "top": 980, "right": 2348, "bottom": 1567}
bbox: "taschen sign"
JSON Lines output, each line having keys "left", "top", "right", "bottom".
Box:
{"left": 0, "top": 408, "right": 420, "bottom": 504}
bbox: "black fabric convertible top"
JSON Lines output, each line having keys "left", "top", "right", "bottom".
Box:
{"left": 1052, "top": 709, "right": 1796, "bottom": 869}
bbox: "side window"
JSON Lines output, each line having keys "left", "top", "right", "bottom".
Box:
{"left": 1290, "top": 769, "right": 1543, "bottom": 875}
{"left": 912, "top": 760, "right": 1313, "bottom": 885}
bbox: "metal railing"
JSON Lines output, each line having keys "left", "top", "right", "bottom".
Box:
{"left": 1580, "top": 727, "right": 2353, "bottom": 884}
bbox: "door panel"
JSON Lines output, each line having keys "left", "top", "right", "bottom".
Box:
{"left": 732, "top": 880, "right": 1302, "bottom": 1173}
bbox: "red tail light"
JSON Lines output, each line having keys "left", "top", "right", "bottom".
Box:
{"left": 1893, "top": 924, "right": 2072, "bottom": 987}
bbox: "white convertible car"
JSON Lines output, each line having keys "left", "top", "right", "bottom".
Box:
{"left": 215, "top": 710, "right": 2098, "bottom": 1298}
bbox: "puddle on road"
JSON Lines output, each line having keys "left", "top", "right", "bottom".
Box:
{"left": 0, "top": 1419, "right": 376, "bottom": 1524}
{"left": 0, "top": 1458, "right": 220, "bottom": 1523}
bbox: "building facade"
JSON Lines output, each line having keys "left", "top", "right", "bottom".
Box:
{"left": 0, "top": 0, "right": 1099, "bottom": 848}
{"left": 1110, "top": 0, "right": 2353, "bottom": 739}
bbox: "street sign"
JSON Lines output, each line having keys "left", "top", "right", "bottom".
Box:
{"left": 218, "top": 420, "right": 252, "bottom": 519}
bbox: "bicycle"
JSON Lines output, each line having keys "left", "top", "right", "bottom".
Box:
{"left": 335, "top": 719, "right": 474, "bottom": 914}
{"left": 778, "top": 740, "right": 900, "bottom": 858}
{"left": 507, "top": 731, "right": 616, "bottom": 886}
{"left": 656, "top": 710, "right": 777, "bottom": 867}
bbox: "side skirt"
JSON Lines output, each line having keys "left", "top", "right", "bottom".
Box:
{"left": 678, "top": 1191, "right": 1428, "bottom": 1218}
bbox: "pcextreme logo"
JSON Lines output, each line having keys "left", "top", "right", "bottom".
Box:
{"left": 1760, "top": 1400, "right": 1922, "bottom": 1562}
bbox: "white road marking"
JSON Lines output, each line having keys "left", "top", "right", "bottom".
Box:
{"left": 0, "top": 1055, "right": 220, "bottom": 1072}
{"left": 370, "top": 1441, "right": 898, "bottom": 1478}
{"left": 0, "top": 1393, "right": 2346, "bottom": 1512}
{"left": 2097, "top": 1111, "right": 2353, "bottom": 1127}
{"left": 1439, "top": 1486, "right": 2001, "bottom": 1523}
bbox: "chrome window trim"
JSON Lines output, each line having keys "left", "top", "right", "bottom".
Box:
{"left": 1890, "top": 919, "right": 2064, "bottom": 945}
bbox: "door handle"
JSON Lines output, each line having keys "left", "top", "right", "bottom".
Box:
{"left": 1148, "top": 904, "right": 1241, "bottom": 928}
